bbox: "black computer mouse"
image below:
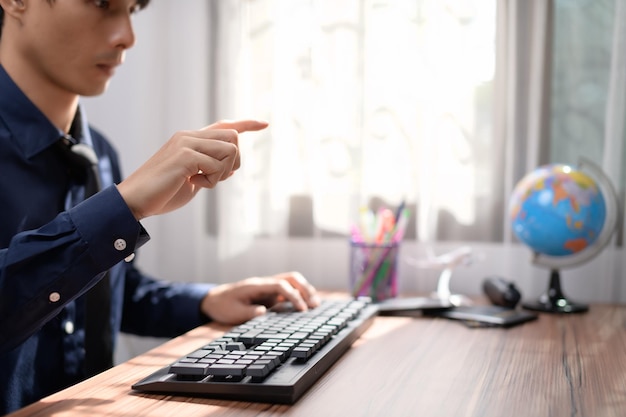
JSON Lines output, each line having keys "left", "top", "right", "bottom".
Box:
{"left": 482, "top": 276, "right": 521, "bottom": 308}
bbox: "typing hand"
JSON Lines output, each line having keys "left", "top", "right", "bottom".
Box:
{"left": 117, "top": 119, "right": 268, "bottom": 220}
{"left": 200, "top": 272, "right": 321, "bottom": 325}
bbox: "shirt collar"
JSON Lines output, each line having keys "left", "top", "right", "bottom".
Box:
{"left": 0, "top": 65, "right": 87, "bottom": 158}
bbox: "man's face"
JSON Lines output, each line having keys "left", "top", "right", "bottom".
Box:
{"left": 14, "top": 0, "right": 141, "bottom": 96}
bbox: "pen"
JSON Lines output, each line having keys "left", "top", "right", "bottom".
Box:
{"left": 394, "top": 200, "right": 406, "bottom": 225}
{"left": 375, "top": 208, "right": 394, "bottom": 244}
{"left": 392, "top": 208, "right": 410, "bottom": 241}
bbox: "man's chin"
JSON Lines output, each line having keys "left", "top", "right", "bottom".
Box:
{"left": 79, "top": 82, "right": 110, "bottom": 97}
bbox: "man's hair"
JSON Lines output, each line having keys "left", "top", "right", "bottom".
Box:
{"left": 0, "top": 1, "right": 152, "bottom": 38}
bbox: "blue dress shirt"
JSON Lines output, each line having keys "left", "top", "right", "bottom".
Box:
{"left": 0, "top": 65, "right": 215, "bottom": 414}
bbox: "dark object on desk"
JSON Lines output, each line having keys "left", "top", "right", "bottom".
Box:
{"left": 425, "top": 305, "right": 538, "bottom": 328}
{"left": 375, "top": 296, "right": 452, "bottom": 316}
{"left": 482, "top": 276, "right": 521, "bottom": 308}
{"left": 523, "top": 269, "right": 589, "bottom": 314}
{"left": 132, "top": 298, "right": 377, "bottom": 404}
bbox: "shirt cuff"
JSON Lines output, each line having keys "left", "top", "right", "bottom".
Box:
{"left": 68, "top": 185, "right": 150, "bottom": 270}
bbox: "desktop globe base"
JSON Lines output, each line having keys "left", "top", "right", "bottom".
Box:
{"left": 523, "top": 298, "right": 589, "bottom": 314}
{"left": 522, "top": 269, "right": 588, "bottom": 314}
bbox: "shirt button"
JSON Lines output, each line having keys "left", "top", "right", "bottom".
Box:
{"left": 124, "top": 253, "right": 136, "bottom": 262}
{"left": 114, "top": 238, "right": 127, "bottom": 251}
{"left": 49, "top": 292, "right": 61, "bottom": 303}
{"left": 64, "top": 321, "right": 75, "bottom": 334}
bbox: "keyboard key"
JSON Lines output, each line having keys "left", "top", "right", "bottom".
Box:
{"left": 246, "top": 364, "right": 272, "bottom": 378}
{"left": 170, "top": 362, "right": 210, "bottom": 376}
{"left": 185, "top": 349, "right": 211, "bottom": 359}
{"left": 207, "top": 364, "right": 247, "bottom": 377}
{"left": 225, "top": 342, "right": 247, "bottom": 351}
{"left": 291, "top": 346, "right": 313, "bottom": 359}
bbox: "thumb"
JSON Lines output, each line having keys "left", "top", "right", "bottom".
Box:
{"left": 239, "top": 304, "right": 267, "bottom": 322}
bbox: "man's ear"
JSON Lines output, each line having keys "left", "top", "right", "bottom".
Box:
{"left": 0, "top": 0, "right": 26, "bottom": 18}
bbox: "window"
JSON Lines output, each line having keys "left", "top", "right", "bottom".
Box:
{"left": 212, "top": 0, "right": 504, "bottom": 242}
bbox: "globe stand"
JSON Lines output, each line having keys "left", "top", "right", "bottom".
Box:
{"left": 523, "top": 269, "right": 588, "bottom": 313}
{"left": 512, "top": 159, "right": 620, "bottom": 315}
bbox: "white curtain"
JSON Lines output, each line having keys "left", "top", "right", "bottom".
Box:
{"left": 83, "top": 0, "right": 626, "bottom": 295}
{"left": 495, "top": 0, "right": 553, "bottom": 243}
{"left": 212, "top": 0, "right": 502, "bottom": 249}
{"left": 208, "top": 0, "right": 626, "bottom": 298}
{"left": 80, "top": 0, "right": 626, "bottom": 362}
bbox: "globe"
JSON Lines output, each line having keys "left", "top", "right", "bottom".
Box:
{"left": 508, "top": 161, "right": 619, "bottom": 313}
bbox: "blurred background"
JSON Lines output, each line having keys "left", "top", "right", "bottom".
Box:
{"left": 81, "top": 0, "right": 626, "bottom": 361}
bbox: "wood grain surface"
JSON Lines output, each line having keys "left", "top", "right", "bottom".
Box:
{"left": 7, "top": 302, "right": 626, "bottom": 417}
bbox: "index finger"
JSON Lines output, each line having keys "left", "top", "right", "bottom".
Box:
{"left": 204, "top": 119, "right": 269, "bottom": 134}
{"left": 278, "top": 271, "right": 320, "bottom": 309}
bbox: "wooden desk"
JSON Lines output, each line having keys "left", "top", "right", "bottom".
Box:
{"left": 7, "top": 302, "right": 626, "bottom": 417}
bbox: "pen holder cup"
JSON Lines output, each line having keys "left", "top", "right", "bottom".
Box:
{"left": 349, "top": 240, "right": 400, "bottom": 302}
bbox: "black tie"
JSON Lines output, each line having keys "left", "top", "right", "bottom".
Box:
{"left": 56, "top": 137, "right": 113, "bottom": 377}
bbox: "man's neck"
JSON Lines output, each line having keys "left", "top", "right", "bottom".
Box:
{"left": 0, "top": 56, "right": 78, "bottom": 134}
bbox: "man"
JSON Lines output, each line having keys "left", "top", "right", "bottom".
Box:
{"left": 0, "top": 0, "right": 320, "bottom": 414}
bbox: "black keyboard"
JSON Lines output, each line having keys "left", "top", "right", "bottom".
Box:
{"left": 131, "top": 298, "right": 377, "bottom": 404}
